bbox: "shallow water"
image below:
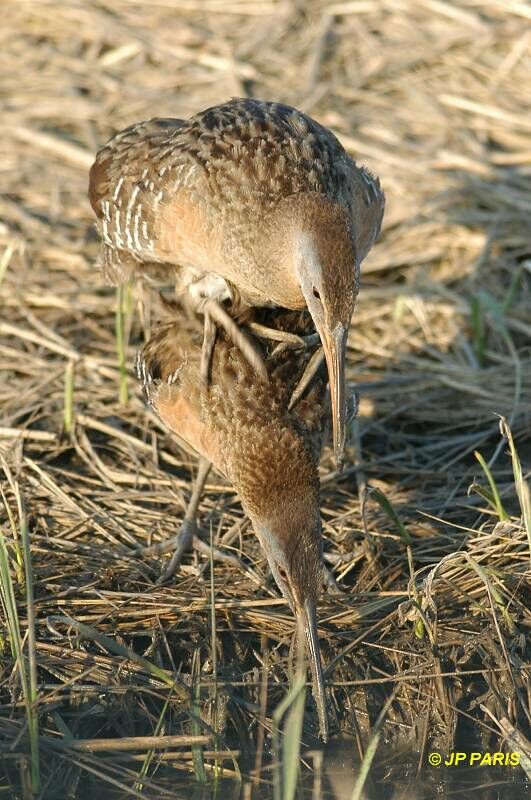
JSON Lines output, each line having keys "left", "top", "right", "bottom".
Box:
{"left": 70, "top": 742, "right": 529, "bottom": 800}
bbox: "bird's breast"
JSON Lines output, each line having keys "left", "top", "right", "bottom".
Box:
{"left": 155, "top": 191, "right": 223, "bottom": 269}
{"left": 152, "top": 186, "right": 306, "bottom": 310}
{"left": 155, "top": 389, "right": 226, "bottom": 472}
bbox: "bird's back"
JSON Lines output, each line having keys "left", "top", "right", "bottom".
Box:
{"left": 137, "top": 307, "right": 326, "bottom": 489}
{"left": 89, "top": 99, "right": 384, "bottom": 289}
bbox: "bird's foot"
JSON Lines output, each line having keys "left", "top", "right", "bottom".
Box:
{"left": 323, "top": 565, "right": 343, "bottom": 595}
{"left": 288, "top": 346, "right": 325, "bottom": 410}
{"left": 199, "top": 298, "right": 268, "bottom": 381}
{"left": 156, "top": 519, "right": 197, "bottom": 584}
{"left": 247, "top": 321, "right": 320, "bottom": 353}
{"left": 156, "top": 458, "right": 211, "bottom": 584}
{"left": 200, "top": 311, "right": 218, "bottom": 383}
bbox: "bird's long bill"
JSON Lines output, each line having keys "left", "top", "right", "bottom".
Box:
{"left": 321, "top": 323, "right": 347, "bottom": 470}
{"left": 298, "top": 597, "right": 328, "bottom": 742}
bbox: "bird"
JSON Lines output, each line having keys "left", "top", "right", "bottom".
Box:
{"left": 136, "top": 304, "right": 329, "bottom": 740}
{"left": 89, "top": 97, "right": 384, "bottom": 468}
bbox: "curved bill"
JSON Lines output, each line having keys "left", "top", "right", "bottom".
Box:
{"left": 321, "top": 322, "right": 347, "bottom": 470}
{"left": 297, "top": 597, "right": 328, "bottom": 742}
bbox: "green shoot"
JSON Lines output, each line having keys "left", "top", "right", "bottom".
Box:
{"left": 369, "top": 487, "right": 424, "bottom": 639}
{"left": 499, "top": 417, "right": 531, "bottom": 566}
{"left": 350, "top": 731, "right": 380, "bottom": 800}
{"left": 63, "top": 359, "right": 75, "bottom": 435}
{"left": 115, "top": 284, "right": 130, "bottom": 405}
{"left": 135, "top": 690, "right": 174, "bottom": 792}
{"left": 191, "top": 650, "right": 208, "bottom": 785}
{"left": 20, "top": 499, "right": 40, "bottom": 794}
{"left": 369, "top": 487, "right": 412, "bottom": 546}
{"left": 466, "top": 555, "right": 515, "bottom": 634}
{"left": 473, "top": 450, "right": 509, "bottom": 520}
{"left": 273, "top": 635, "right": 306, "bottom": 800}
{"left": 210, "top": 525, "right": 220, "bottom": 782}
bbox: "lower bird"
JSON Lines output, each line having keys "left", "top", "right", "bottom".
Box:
{"left": 136, "top": 306, "right": 329, "bottom": 740}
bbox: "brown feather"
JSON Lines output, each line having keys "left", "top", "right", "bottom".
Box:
{"left": 88, "top": 98, "right": 384, "bottom": 303}
{"left": 99, "top": 98, "right": 384, "bottom": 468}
{"left": 136, "top": 307, "right": 326, "bottom": 504}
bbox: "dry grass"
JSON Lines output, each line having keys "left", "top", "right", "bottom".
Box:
{"left": 0, "top": 1, "right": 530, "bottom": 798}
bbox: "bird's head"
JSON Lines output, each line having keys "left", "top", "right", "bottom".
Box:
{"left": 292, "top": 198, "right": 358, "bottom": 469}
{"left": 246, "top": 477, "right": 328, "bottom": 741}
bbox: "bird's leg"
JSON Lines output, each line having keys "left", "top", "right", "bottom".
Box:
{"left": 157, "top": 458, "right": 211, "bottom": 585}
{"left": 247, "top": 322, "right": 320, "bottom": 349}
{"left": 246, "top": 322, "right": 325, "bottom": 409}
{"left": 200, "top": 310, "right": 218, "bottom": 383}
{"left": 288, "top": 347, "right": 325, "bottom": 410}
{"left": 198, "top": 298, "right": 268, "bottom": 382}
{"left": 323, "top": 565, "right": 342, "bottom": 594}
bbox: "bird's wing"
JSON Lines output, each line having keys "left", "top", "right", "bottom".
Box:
{"left": 136, "top": 321, "right": 222, "bottom": 467}
{"left": 196, "top": 98, "right": 385, "bottom": 266}
{"left": 89, "top": 118, "right": 188, "bottom": 218}
{"left": 341, "top": 159, "right": 385, "bottom": 264}
{"left": 89, "top": 117, "right": 209, "bottom": 282}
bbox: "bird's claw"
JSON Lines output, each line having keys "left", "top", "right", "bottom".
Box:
{"left": 156, "top": 519, "right": 198, "bottom": 584}
{"left": 199, "top": 299, "right": 268, "bottom": 381}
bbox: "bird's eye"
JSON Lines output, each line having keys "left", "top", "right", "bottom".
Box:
{"left": 278, "top": 565, "right": 287, "bottom": 581}
{"left": 312, "top": 287, "right": 321, "bottom": 300}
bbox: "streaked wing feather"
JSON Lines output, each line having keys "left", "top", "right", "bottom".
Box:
{"left": 344, "top": 161, "right": 385, "bottom": 263}
{"left": 135, "top": 322, "right": 216, "bottom": 464}
{"left": 89, "top": 118, "right": 193, "bottom": 282}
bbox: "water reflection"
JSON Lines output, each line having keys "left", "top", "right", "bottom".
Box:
{"left": 296, "top": 742, "right": 529, "bottom": 800}
{"left": 75, "top": 740, "right": 529, "bottom": 800}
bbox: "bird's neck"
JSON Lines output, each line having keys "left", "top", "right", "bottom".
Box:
{"left": 223, "top": 421, "right": 319, "bottom": 524}
{"left": 257, "top": 194, "right": 352, "bottom": 308}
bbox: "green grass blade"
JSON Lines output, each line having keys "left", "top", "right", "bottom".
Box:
{"left": 134, "top": 690, "right": 174, "bottom": 791}
{"left": 191, "top": 650, "right": 208, "bottom": 785}
{"left": 465, "top": 554, "right": 515, "bottom": 633}
{"left": 502, "top": 264, "right": 524, "bottom": 314}
{"left": 272, "top": 636, "right": 306, "bottom": 800}
{"left": 115, "top": 284, "right": 130, "bottom": 406}
{"left": 63, "top": 359, "right": 75, "bottom": 435}
{"left": 369, "top": 487, "right": 426, "bottom": 639}
{"left": 0, "top": 484, "right": 23, "bottom": 582}
{"left": 280, "top": 675, "right": 306, "bottom": 800}
{"left": 209, "top": 525, "right": 220, "bottom": 782}
{"left": 369, "top": 487, "right": 413, "bottom": 545}
{"left": 20, "top": 499, "right": 40, "bottom": 794}
{"left": 0, "top": 532, "right": 27, "bottom": 682}
{"left": 499, "top": 417, "right": 531, "bottom": 566}
{"left": 350, "top": 731, "right": 380, "bottom": 800}
{"left": 474, "top": 450, "right": 509, "bottom": 520}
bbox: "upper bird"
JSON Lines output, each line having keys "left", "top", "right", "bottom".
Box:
{"left": 89, "top": 97, "right": 384, "bottom": 467}
{"left": 137, "top": 307, "right": 329, "bottom": 740}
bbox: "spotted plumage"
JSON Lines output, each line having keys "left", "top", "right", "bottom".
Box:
{"left": 137, "top": 308, "right": 326, "bottom": 509}
{"left": 90, "top": 97, "right": 385, "bottom": 466}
